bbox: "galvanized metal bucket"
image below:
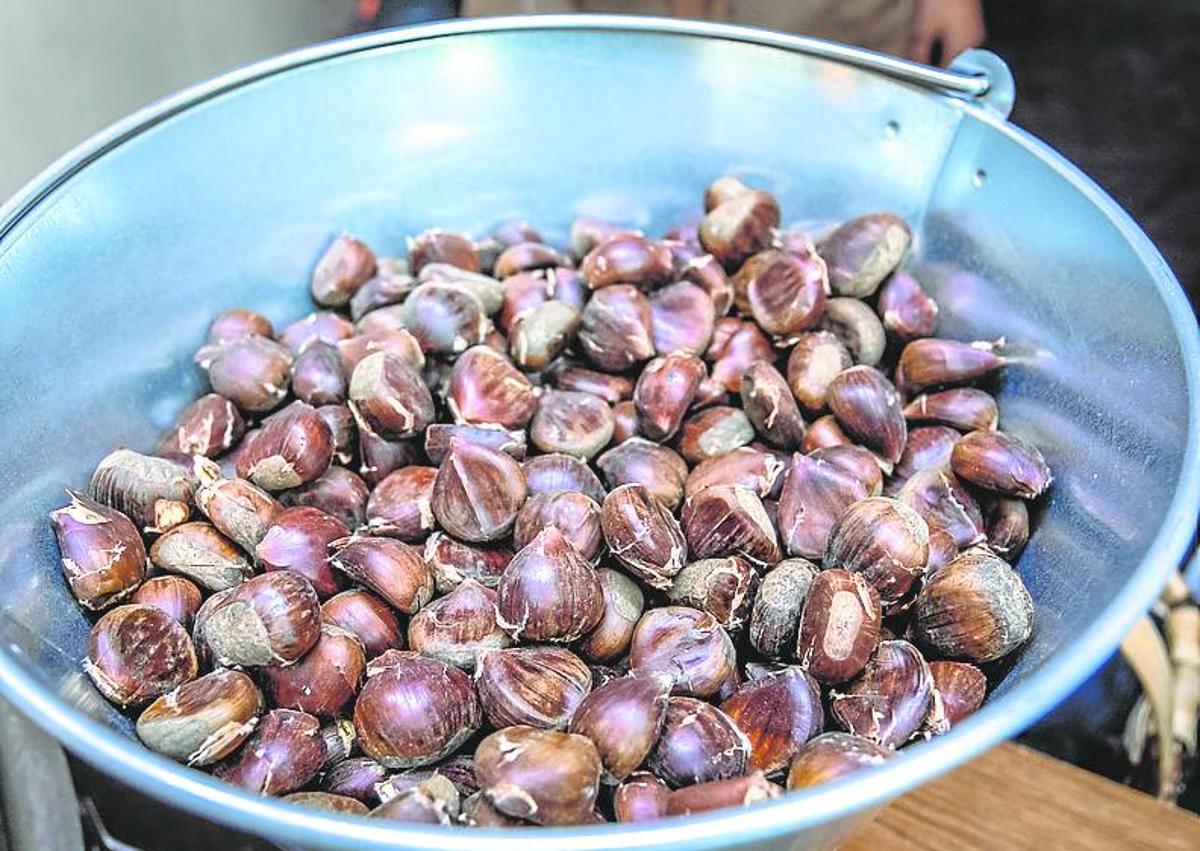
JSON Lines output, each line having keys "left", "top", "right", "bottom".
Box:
{"left": 0, "top": 15, "right": 1196, "bottom": 851}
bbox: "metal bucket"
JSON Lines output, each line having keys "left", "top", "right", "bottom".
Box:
{"left": 0, "top": 15, "right": 1196, "bottom": 851}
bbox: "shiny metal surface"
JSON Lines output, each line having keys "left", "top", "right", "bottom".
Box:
{"left": 0, "top": 15, "right": 1197, "bottom": 851}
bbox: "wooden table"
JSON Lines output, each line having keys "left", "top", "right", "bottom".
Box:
{"left": 846, "top": 743, "right": 1200, "bottom": 850}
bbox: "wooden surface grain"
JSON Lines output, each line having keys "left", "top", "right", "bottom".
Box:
{"left": 845, "top": 742, "right": 1200, "bottom": 850}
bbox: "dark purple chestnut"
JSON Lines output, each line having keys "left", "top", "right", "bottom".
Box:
{"left": 903, "top": 388, "right": 998, "bottom": 432}
{"left": 50, "top": 491, "right": 147, "bottom": 610}
{"left": 329, "top": 536, "right": 433, "bottom": 614}
{"left": 825, "top": 497, "right": 929, "bottom": 611}
{"left": 681, "top": 484, "right": 780, "bottom": 569}
{"left": 256, "top": 506, "right": 348, "bottom": 599}
{"left": 262, "top": 623, "right": 365, "bottom": 717}
{"left": 85, "top": 604, "right": 198, "bottom": 707}
{"left": 646, "top": 697, "right": 749, "bottom": 788}
{"left": 634, "top": 352, "right": 706, "bottom": 442}
{"left": 699, "top": 189, "right": 780, "bottom": 269}
{"left": 477, "top": 646, "right": 592, "bottom": 729}
{"left": 877, "top": 271, "right": 938, "bottom": 340}
{"left": 431, "top": 440, "right": 527, "bottom": 543}
{"left": 214, "top": 708, "right": 326, "bottom": 795}
{"left": 280, "top": 466, "right": 370, "bottom": 530}
{"left": 495, "top": 527, "right": 604, "bottom": 643}
{"left": 198, "top": 335, "right": 293, "bottom": 413}
{"left": 629, "top": 607, "right": 736, "bottom": 698}
{"left": 569, "top": 671, "right": 672, "bottom": 783}
{"left": 706, "top": 318, "right": 774, "bottom": 393}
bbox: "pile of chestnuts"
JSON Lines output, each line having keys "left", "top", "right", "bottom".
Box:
{"left": 51, "top": 175, "right": 1051, "bottom": 827}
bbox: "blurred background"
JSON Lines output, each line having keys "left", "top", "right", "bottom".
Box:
{"left": 1, "top": 0, "right": 1197, "bottom": 847}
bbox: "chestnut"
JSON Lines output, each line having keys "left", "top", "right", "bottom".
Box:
{"left": 818, "top": 213, "right": 911, "bottom": 298}
{"left": 408, "top": 229, "right": 478, "bottom": 275}
{"left": 897, "top": 338, "right": 1005, "bottom": 394}
{"left": 263, "top": 623, "right": 365, "bottom": 716}
{"left": 280, "top": 312, "right": 356, "bottom": 356}
{"left": 569, "top": 217, "right": 636, "bottom": 259}
{"left": 236, "top": 402, "right": 334, "bottom": 491}
{"left": 951, "top": 429, "right": 1053, "bottom": 499}
{"left": 198, "top": 335, "right": 293, "bottom": 413}
{"left": 613, "top": 772, "right": 671, "bottom": 823}
{"left": 213, "top": 708, "right": 326, "bottom": 795}
{"left": 354, "top": 651, "right": 481, "bottom": 768}
{"left": 802, "top": 415, "right": 852, "bottom": 452}
{"left": 928, "top": 660, "right": 988, "bottom": 728}
{"left": 810, "top": 445, "right": 884, "bottom": 497}
{"left": 50, "top": 491, "right": 147, "bottom": 610}
{"left": 821, "top": 298, "right": 886, "bottom": 367}
{"left": 720, "top": 666, "right": 823, "bottom": 775}
{"left": 256, "top": 506, "right": 348, "bottom": 599}
{"left": 477, "top": 646, "right": 593, "bottom": 730}
{"left": 431, "top": 439, "right": 527, "bottom": 543}
{"left": 749, "top": 558, "right": 819, "bottom": 659}
{"left": 825, "top": 497, "right": 929, "bottom": 611}
{"left": 495, "top": 527, "right": 604, "bottom": 643}
{"left": 530, "top": 389, "right": 615, "bottom": 460}
{"left": 322, "top": 756, "right": 389, "bottom": 805}
{"left": 350, "top": 259, "right": 415, "bottom": 320}
{"left": 150, "top": 521, "right": 253, "bottom": 592}
{"left": 649, "top": 281, "right": 716, "bottom": 356}
{"left": 699, "top": 189, "right": 780, "bottom": 269}
{"left": 569, "top": 671, "right": 672, "bottom": 783}
{"left": 193, "top": 457, "right": 281, "bottom": 554}
{"left": 280, "top": 466, "right": 369, "bottom": 530}
{"left": 629, "top": 607, "right": 736, "bottom": 698}
{"left": 357, "top": 428, "right": 421, "bottom": 489}
{"left": 786, "top": 732, "right": 889, "bottom": 790}
{"left": 795, "top": 569, "right": 882, "bottom": 684}
{"left": 706, "top": 318, "right": 774, "bottom": 393}
{"left": 329, "top": 536, "right": 433, "bottom": 614}
{"left": 336, "top": 328, "right": 425, "bottom": 375}
{"left": 408, "top": 579, "right": 509, "bottom": 669}
{"left": 156, "top": 393, "right": 245, "bottom": 461}
{"left": 348, "top": 352, "right": 435, "bottom": 441}
{"left": 371, "top": 774, "right": 460, "bottom": 825}
{"left": 983, "top": 495, "right": 1030, "bottom": 562}
{"left": 646, "top": 697, "right": 749, "bottom": 787}
{"left": 679, "top": 253, "right": 734, "bottom": 317}
{"left": 703, "top": 175, "right": 751, "bottom": 211}
{"left": 284, "top": 792, "right": 370, "bottom": 815}
{"left": 913, "top": 548, "right": 1034, "bottom": 663}
{"left": 475, "top": 726, "right": 602, "bottom": 826}
{"left": 447, "top": 345, "right": 536, "bottom": 429}
{"left": 290, "top": 341, "right": 348, "bottom": 406}
{"left": 892, "top": 425, "right": 961, "bottom": 486}
{"left": 509, "top": 299, "right": 579, "bottom": 371}
{"left": 500, "top": 268, "right": 574, "bottom": 332}
{"left": 685, "top": 445, "right": 786, "bottom": 501}
{"left": 461, "top": 791, "right": 528, "bottom": 827}
{"left": 195, "top": 571, "right": 321, "bottom": 667}
{"left": 667, "top": 772, "right": 781, "bottom": 815}
{"left": 634, "top": 352, "right": 706, "bottom": 442}
{"left": 311, "top": 234, "right": 376, "bottom": 306}
{"left": 365, "top": 466, "right": 437, "bottom": 541}
{"left": 208, "top": 308, "right": 273, "bottom": 344}
{"left": 897, "top": 466, "right": 986, "bottom": 548}
{"left": 522, "top": 452, "right": 607, "bottom": 504}
{"left": 681, "top": 484, "right": 780, "bottom": 569}
{"left": 132, "top": 575, "right": 203, "bottom": 628}
{"left": 513, "top": 490, "right": 603, "bottom": 563}
{"left": 420, "top": 264, "right": 504, "bottom": 316}
{"left": 136, "top": 669, "right": 263, "bottom": 765}
{"left": 597, "top": 438, "right": 689, "bottom": 510}
{"left": 877, "top": 271, "right": 938, "bottom": 340}
{"left": 321, "top": 589, "right": 404, "bottom": 658}
{"left": 577, "top": 284, "right": 655, "bottom": 373}
{"left": 739, "top": 361, "right": 807, "bottom": 450}
{"left": 577, "top": 568, "right": 644, "bottom": 663}
{"left": 612, "top": 400, "right": 640, "bottom": 443}
{"left": 551, "top": 363, "right": 634, "bottom": 403}
{"left": 903, "top": 387, "right": 999, "bottom": 432}
{"left": 830, "top": 639, "right": 934, "bottom": 749}
{"left": 787, "top": 331, "right": 852, "bottom": 415}
{"left": 85, "top": 604, "right": 198, "bottom": 707}
{"left": 777, "top": 452, "right": 869, "bottom": 560}
{"left": 425, "top": 423, "right": 527, "bottom": 466}
{"left": 667, "top": 556, "right": 759, "bottom": 632}
{"left": 827, "top": 365, "right": 907, "bottom": 466}
{"left": 677, "top": 406, "right": 755, "bottom": 464}
{"left": 731, "top": 249, "right": 826, "bottom": 340}
{"left": 601, "top": 483, "right": 688, "bottom": 590}
{"left": 321, "top": 718, "right": 357, "bottom": 768}
{"left": 423, "top": 532, "right": 512, "bottom": 593}
{"left": 581, "top": 234, "right": 673, "bottom": 289}
{"left": 89, "top": 449, "right": 195, "bottom": 533}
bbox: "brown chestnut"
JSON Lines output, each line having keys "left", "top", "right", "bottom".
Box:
{"left": 263, "top": 623, "right": 365, "bottom": 717}
{"left": 892, "top": 425, "right": 961, "bottom": 486}
{"left": 731, "top": 249, "right": 826, "bottom": 340}
{"left": 423, "top": 532, "right": 513, "bottom": 593}
{"left": 802, "top": 415, "right": 852, "bottom": 452}
{"left": 193, "top": 457, "right": 281, "bottom": 553}
{"left": 284, "top": 792, "right": 369, "bottom": 815}
{"left": 321, "top": 589, "right": 404, "bottom": 658}
{"left": 597, "top": 438, "right": 688, "bottom": 510}
{"left": 612, "top": 400, "right": 641, "bottom": 443}
{"left": 530, "top": 389, "right": 615, "bottom": 460}
{"left": 136, "top": 669, "right": 263, "bottom": 765}
{"left": 408, "top": 229, "right": 478, "bottom": 275}
{"left": 665, "top": 772, "right": 781, "bottom": 815}
{"left": 280, "top": 312, "right": 356, "bottom": 356}
{"left": 495, "top": 527, "right": 604, "bottom": 643}
{"left": 613, "top": 772, "right": 671, "bottom": 823}
{"left": 236, "top": 402, "right": 333, "bottom": 491}
{"left": 897, "top": 466, "right": 986, "bottom": 548}
{"left": 581, "top": 234, "right": 673, "bottom": 289}
{"left": 983, "top": 495, "right": 1030, "bottom": 562}
{"left": 818, "top": 213, "right": 911, "bottom": 298}
{"left": 336, "top": 328, "right": 425, "bottom": 375}
{"left": 447, "top": 345, "right": 536, "bottom": 429}
{"left": 897, "top": 338, "right": 1005, "bottom": 394}
{"left": 354, "top": 651, "right": 481, "bottom": 768}
{"left": 425, "top": 423, "right": 527, "bottom": 466}
{"left": 85, "top": 604, "right": 198, "bottom": 707}
{"left": 509, "top": 299, "right": 580, "bottom": 371}
{"left": 322, "top": 756, "right": 390, "bottom": 805}
{"left": 913, "top": 548, "right": 1034, "bottom": 663}
{"left": 720, "top": 666, "right": 823, "bottom": 775}
{"left": 699, "top": 189, "right": 780, "bottom": 269}
{"left": 649, "top": 281, "right": 715, "bottom": 356}
{"left": 348, "top": 352, "right": 435, "bottom": 440}
{"left": 821, "top": 298, "right": 886, "bottom": 367}
{"left": 601, "top": 483, "right": 688, "bottom": 590}
{"left": 685, "top": 445, "right": 786, "bottom": 501}
{"left": 431, "top": 440, "right": 527, "bottom": 543}
{"left": 777, "top": 452, "right": 869, "bottom": 560}
{"left": 156, "top": 393, "right": 245, "bottom": 461}
{"left": 810, "top": 445, "right": 884, "bottom": 497}
{"left": 290, "top": 341, "right": 348, "bottom": 406}
{"left": 681, "top": 485, "right": 780, "bottom": 569}
{"left": 350, "top": 261, "right": 415, "bottom": 320}
{"left": 739, "top": 361, "right": 807, "bottom": 450}
{"left": 89, "top": 449, "right": 195, "bottom": 533}
{"left": 312, "top": 234, "right": 376, "bottom": 306}
{"left": 329, "top": 536, "right": 432, "bottom": 614}
{"left": 578, "top": 284, "right": 655, "bottom": 372}
{"left": 677, "top": 406, "right": 755, "bottom": 464}
{"left": 371, "top": 774, "right": 460, "bottom": 825}
{"left": 551, "top": 363, "right": 633, "bottom": 403}
{"left": 195, "top": 571, "right": 321, "bottom": 667}
{"left": 951, "top": 429, "right": 1052, "bottom": 499}
{"left": 706, "top": 318, "right": 774, "bottom": 393}
{"left": 749, "top": 558, "right": 819, "bottom": 659}
{"left": 785, "top": 732, "right": 889, "bottom": 790}
{"left": 477, "top": 646, "right": 592, "bottom": 730}
{"left": 522, "top": 453, "right": 607, "bottom": 504}
{"left": 795, "top": 569, "right": 882, "bottom": 684}
{"left": 50, "top": 491, "right": 147, "bottom": 610}
{"left": 256, "top": 506, "right": 348, "bottom": 599}
{"left": 787, "top": 331, "right": 853, "bottom": 415}
{"left": 928, "top": 660, "right": 988, "bottom": 728}
{"left": 494, "top": 241, "right": 567, "bottom": 279}
{"left": 877, "top": 271, "right": 938, "bottom": 340}
{"left": 133, "top": 576, "right": 203, "bottom": 628}
{"left": 474, "top": 726, "right": 602, "bottom": 826}
{"left": 357, "top": 428, "right": 421, "bottom": 489}
{"left": 577, "top": 568, "right": 644, "bottom": 663}
{"left": 150, "top": 521, "right": 252, "bottom": 592}
{"left": 365, "top": 466, "right": 437, "bottom": 541}
{"left": 407, "top": 579, "right": 509, "bottom": 669}
{"left": 703, "top": 175, "right": 752, "bottom": 211}
{"left": 280, "top": 466, "right": 370, "bottom": 530}
{"left": 569, "top": 671, "right": 672, "bottom": 783}
{"left": 634, "top": 352, "right": 706, "bottom": 442}
{"left": 208, "top": 308, "right": 273, "bottom": 344}
{"left": 213, "top": 708, "right": 326, "bottom": 795}
{"left": 667, "top": 556, "right": 760, "bottom": 632}
{"left": 825, "top": 497, "right": 929, "bottom": 611}
{"left": 646, "top": 697, "right": 749, "bottom": 787}
{"left": 903, "top": 387, "right": 999, "bottom": 432}
{"left": 827, "top": 366, "right": 907, "bottom": 466}
{"left": 830, "top": 639, "right": 933, "bottom": 749}
{"left": 198, "top": 335, "right": 293, "bottom": 413}
{"left": 629, "top": 607, "right": 736, "bottom": 698}
{"left": 513, "top": 490, "right": 603, "bottom": 563}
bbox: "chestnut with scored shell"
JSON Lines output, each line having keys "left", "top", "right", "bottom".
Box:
{"left": 720, "top": 666, "right": 823, "bottom": 775}
{"left": 795, "top": 569, "right": 882, "bottom": 684}
{"left": 407, "top": 579, "right": 508, "bottom": 669}
{"left": 50, "top": 491, "right": 147, "bottom": 610}
{"left": 354, "top": 651, "right": 481, "bottom": 769}
{"left": 601, "top": 483, "right": 688, "bottom": 590}
{"left": 569, "top": 671, "right": 672, "bottom": 783}
{"left": 476, "top": 645, "right": 592, "bottom": 730}
{"left": 85, "top": 604, "right": 198, "bottom": 707}
{"left": 256, "top": 506, "right": 348, "bottom": 599}
{"left": 495, "top": 527, "right": 604, "bottom": 643}
{"left": 136, "top": 669, "right": 263, "bottom": 766}
{"left": 194, "top": 571, "right": 321, "bottom": 667}
{"left": 597, "top": 439, "right": 688, "bottom": 510}
{"left": 630, "top": 606, "right": 737, "bottom": 698}
{"left": 329, "top": 536, "right": 433, "bottom": 614}
{"left": 830, "top": 639, "right": 934, "bottom": 749}
{"left": 646, "top": 697, "right": 750, "bottom": 788}
{"left": 432, "top": 440, "right": 527, "bottom": 543}
{"left": 474, "top": 726, "right": 602, "bottom": 826}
